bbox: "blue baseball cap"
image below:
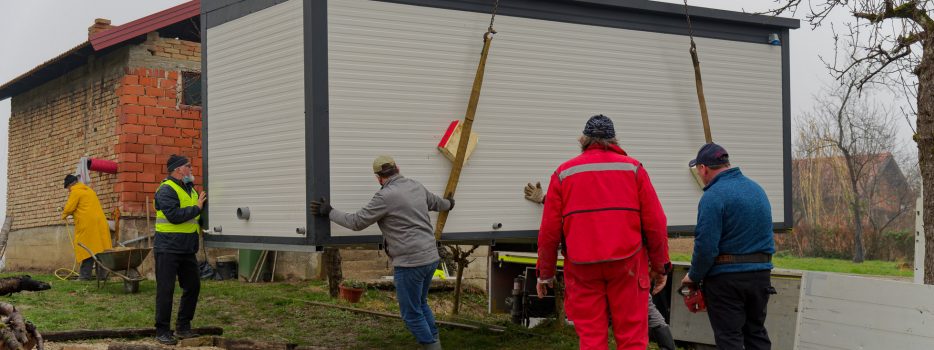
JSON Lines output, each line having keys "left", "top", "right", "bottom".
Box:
{"left": 689, "top": 143, "right": 729, "bottom": 167}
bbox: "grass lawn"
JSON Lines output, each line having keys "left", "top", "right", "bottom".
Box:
{"left": 669, "top": 253, "right": 913, "bottom": 278}
{"left": 9, "top": 275, "right": 594, "bottom": 349}
{"left": 7, "top": 255, "right": 904, "bottom": 348}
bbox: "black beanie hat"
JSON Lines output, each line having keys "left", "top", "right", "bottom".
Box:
{"left": 583, "top": 114, "right": 616, "bottom": 139}
{"left": 166, "top": 154, "right": 189, "bottom": 173}
{"left": 63, "top": 174, "right": 79, "bottom": 189}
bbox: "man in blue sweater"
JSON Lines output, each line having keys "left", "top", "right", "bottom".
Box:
{"left": 682, "top": 143, "right": 776, "bottom": 350}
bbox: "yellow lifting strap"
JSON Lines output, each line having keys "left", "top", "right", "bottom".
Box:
{"left": 435, "top": 0, "right": 499, "bottom": 240}
{"left": 684, "top": 0, "right": 713, "bottom": 143}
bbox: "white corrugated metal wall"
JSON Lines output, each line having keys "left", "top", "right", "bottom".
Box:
{"left": 206, "top": 0, "right": 307, "bottom": 238}
{"left": 327, "top": 0, "right": 785, "bottom": 237}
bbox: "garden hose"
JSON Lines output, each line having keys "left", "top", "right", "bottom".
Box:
{"left": 53, "top": 219, "right": 80, "bottom": 281}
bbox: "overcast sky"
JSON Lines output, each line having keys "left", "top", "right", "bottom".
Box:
{"left": 0, "top": 1, "right": 918, "bottom": 225}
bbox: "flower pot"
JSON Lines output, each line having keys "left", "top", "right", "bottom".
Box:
{"left": 339, "top": 285, "right": 365, "bottom": 303}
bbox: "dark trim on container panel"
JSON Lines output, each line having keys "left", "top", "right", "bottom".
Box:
{"left": 781, "top": 28, "right": 793, "bottom": 232}
{"left": 372, "top": 0, "right": 798, "bottom": 45}
{"left": 306, "top": 0, "right": 331, "bottom": 245}
{"left": 319, "top": 234, "right": 383, "bottom": 246}
{"left": 203, "top": 234, "right": 311, "bottom": 246}
{"left": 202, "top": 0, "right": 291, "bottom": 29}
{"left": 200, "top": 7, "right": 210, "bottom": 230}
{"left": 205, "top": 241, "right": 321, "bottom": 252}
{"left": 570, "top": 0, "right": 799, "bottom": 28}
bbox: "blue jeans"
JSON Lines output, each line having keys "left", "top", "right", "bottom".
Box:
{"left": 394, "top": 261, "right": 440, "bottom": 344}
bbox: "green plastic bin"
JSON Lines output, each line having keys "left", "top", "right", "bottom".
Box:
{"left": 238, "top": 249, "right": 269, "bottom": 281}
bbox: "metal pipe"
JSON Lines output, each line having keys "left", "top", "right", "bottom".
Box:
{"left": 510, "top": 276, "right": 525, "bottom": 325}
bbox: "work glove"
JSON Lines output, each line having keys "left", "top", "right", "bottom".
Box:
{"left": 309, "top": 197, "right": 332, "bottom": 217}
{"left": 524, "top": 182, "right": 545, "bottom": 204}
{"left": 446, "top": 197, "right": 455, "bottom": 210}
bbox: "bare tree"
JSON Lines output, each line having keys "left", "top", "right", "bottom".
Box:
{"left": 441, "top": 244, "right": 479, "bottom": 315}
{"left": 769, "top": 0, "right": 934, "bottom": 281}
{"left": 322, "top": 247, "right": 342, "bottom": 298}
{"left": 797, "top": 81, "right": 899, "bottom": 262}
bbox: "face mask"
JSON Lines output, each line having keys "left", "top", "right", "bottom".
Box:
{"left": 183, "top": 175, "right": 194, "bottom": 183}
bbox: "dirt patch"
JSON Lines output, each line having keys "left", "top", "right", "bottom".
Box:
{"left": 43, "top": 338, "right": 223, "bottom": 350}
{"left": 669, "top": 237, "right": 694, "bottom": 255}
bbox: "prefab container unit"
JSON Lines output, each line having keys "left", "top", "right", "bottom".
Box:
{"left": 200, "top": 0, "right": 799, "bottom": 251}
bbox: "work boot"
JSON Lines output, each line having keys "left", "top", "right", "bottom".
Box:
{"left": 421, "top": 341, "right": 442, "bottom": 350}
{"left": 155, "top": 333, "right": 178, "bottom": 345}
{"left": 650, "top": 325, "right": 676, "bottom": 350}
{"left": 175, "top": 329, "right": 199, "bottom": 339}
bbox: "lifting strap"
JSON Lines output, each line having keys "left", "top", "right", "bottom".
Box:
{"left": 684, "top": 0, "right": 713, "bottom": 143}
{"left": 435, "top": 0, "right": 500, "bottom": 240}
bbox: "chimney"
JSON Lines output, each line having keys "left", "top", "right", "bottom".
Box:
{"left": 88, "top": 18, "right": 113, "bottom": 38}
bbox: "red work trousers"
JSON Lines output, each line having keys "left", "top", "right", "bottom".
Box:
{"left": 564, "top": 250, "right": 650, "bottom": 350}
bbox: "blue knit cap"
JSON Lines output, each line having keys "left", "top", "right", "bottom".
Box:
{"left": 583, "top": 114, "right": 616, "bottom": 139}
{"left": 166, "top": 154, "right": 189, "bottom": 173}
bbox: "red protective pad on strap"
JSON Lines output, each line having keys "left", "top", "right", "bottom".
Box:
{"left": 438, "top": 120, "right": 460, "bottom": 148}
{"left": 88, "top": 158, "right": 118, "bottom": 174}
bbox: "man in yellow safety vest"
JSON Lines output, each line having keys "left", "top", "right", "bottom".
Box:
{"left": 153, "top": 154, "right": 206, "bottom": 345}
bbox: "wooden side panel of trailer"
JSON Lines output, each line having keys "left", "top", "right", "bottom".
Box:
{"left": 795, "top": 272, "right": 934, "bottom": 349}
{"left": 668, "top": 265, "right": 801, "bottom": 350}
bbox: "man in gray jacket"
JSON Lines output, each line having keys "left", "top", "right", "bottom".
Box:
{"left": 310, "top": 155, "right": 453, "bottom": 350}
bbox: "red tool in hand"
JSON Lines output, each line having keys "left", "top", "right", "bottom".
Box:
{"left": 679, "top": 283, "right": 706, "bottom": 313}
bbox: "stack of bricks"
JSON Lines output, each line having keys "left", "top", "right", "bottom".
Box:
{"left": 114, "top": 67, "right": 202, "bottom": 216}
{"left": 147, "top": 33, "right": 201, "bottom": 62}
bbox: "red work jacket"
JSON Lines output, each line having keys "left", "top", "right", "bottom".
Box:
{"left": 537, "top": 144, "right": 669, "bottom": 279}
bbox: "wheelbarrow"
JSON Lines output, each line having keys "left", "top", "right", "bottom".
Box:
{"left": 78, "top": 243, "right": 151, "bottom": 293}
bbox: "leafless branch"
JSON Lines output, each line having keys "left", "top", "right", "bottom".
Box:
{"left": 853, "top": 0, "right": 934, "bottom": 29}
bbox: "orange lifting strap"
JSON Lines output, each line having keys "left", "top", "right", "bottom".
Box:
{"left": 435, "top": 0, "right": 500, "bottom": 240}
{"left": 684, "top": 0, "right": 713, "bottom": 143}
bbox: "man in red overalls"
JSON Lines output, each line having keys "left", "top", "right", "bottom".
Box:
{"left": 537, "top": 115, "right": 671, "bottom": 350}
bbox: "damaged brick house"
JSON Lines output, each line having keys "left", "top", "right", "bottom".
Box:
{"left": 0, "top": 1, "right": 482, "bottom": 284}
{"left": 791, "top": 153, "right": 916, "bottom": 260}
{"left": 0, "top": 1, "right": 205, "bottom": 273}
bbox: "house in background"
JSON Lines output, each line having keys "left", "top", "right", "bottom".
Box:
{"left": 0, "top": 1, "right": 220, "bottom": 275}
{"left": 792, "top": 153, "right": 916, "bottom": 260}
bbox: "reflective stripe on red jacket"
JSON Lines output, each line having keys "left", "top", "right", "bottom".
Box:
{"left": 537, "top": 143, "right": 670, "bottom": 279}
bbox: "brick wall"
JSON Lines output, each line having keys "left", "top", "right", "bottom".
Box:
{"left": 114, "top": 66, "right": 202, "bottom": 216}
{"left": 7, "top": 52, "right": 125, "bottom": 230}
{"left": 6, "top": 33, "right": 203, "bottom": 229}
{"left": 146, "top": 33, "right": 201, "bottom": 62}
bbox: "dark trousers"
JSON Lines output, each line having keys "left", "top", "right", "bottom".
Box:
{"left": 78, "top": 258, "right": 95, "bottom": 280}
{"left": 702, "top": 270, "right": 773, "bottom": 350}
{"left": 155, "top": 252, "right": 201, "bottom": 335}
{"left": 79, "top": 258, "right": 106, "bottom": 280}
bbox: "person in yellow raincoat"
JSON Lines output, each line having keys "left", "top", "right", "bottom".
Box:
{"left": 61, "top": 174, "right": 113, "bottom": 280}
